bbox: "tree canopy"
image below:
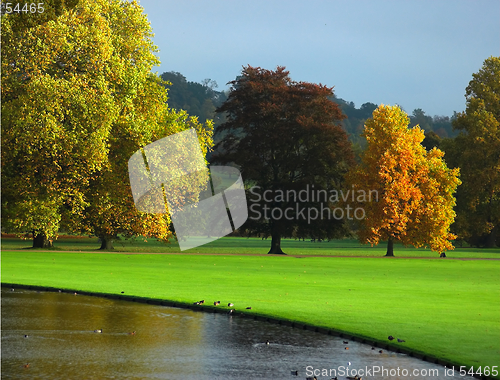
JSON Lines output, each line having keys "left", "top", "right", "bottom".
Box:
{"left": 345, "top": 105, "right": 461, "bottom": 256}
{"left": 443, "top": 56, "right": 500, "bottom": 247}
{"left": 1, "top": 0, "right": 213, "bottom": 248}
{"left": 213, "top": 66, "right": 354, "bottom": 253}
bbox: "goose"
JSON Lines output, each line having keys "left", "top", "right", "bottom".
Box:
{"left": 24, "top": 335, "right": 29, "bottom": 338}
{"left": 228, "top": 303, "right": 234, "bottom": 307}
{"left": 23, "top": 363, "right": 30, "bottom": 368}
{"left": 199, "top": 300, "right": 205, "bottom": 304}
{"left": 265, "top": 340, "right": 270, "bottom": 345}
{"left": 343, "top": 340, "right": 349, "bottom": 344}
{"left": 388, "top": 335, "right": 394, "bottom": 341}
{"left": 397, "top": 338, "right": 406, "bottom": 343}
{"left": 128, "top": 331, "right": 136, "bottom": 335}
{"left": 94, "top": 329, "right": 102, "bottom": 333}
{"left": 290, "top": 370, "right": 298, "bottom": 375}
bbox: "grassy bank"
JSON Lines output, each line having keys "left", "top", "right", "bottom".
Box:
{"left": 2, "top": 249, "right": 499, "bottom": 377}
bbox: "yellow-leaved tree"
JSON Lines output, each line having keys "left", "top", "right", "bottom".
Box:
{"left": 1, "top": 0, "right": 213, "bottom": 249}
{"left": 345, "top": 105, "right": 461, "bottom": 256}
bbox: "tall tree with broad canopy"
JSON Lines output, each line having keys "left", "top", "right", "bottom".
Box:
{"left": 1, "top": 0, "right": 213, "bottom": 248}
{"left": 213, "top": 66, "right": 354, "bottom": 254}
{"left": 345, "top": 105, "right": 461, "bottom": 256}
{"left": 442, "top": 56, "right": 500, "bottom": 247}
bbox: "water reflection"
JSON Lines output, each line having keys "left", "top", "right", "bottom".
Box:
{"left": 1, "top": 288, "right": 474, "bottom": 379}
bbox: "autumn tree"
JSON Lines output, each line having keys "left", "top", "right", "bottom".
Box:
{"left": 442, "top": 56, "right": 500, "bottom": 247}
{"left": 1, "top": 0, "right": 213, "bottom": 248}
{"left": 345, "top": 105, "right": 461, "bottom": 256}
{"left": 213, "top": 66, "right": 354, "bottom": 254}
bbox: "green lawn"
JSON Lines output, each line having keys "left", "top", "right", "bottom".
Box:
{"left": 2, "top": 247, "right": 499, "bottom": 377}
{"left": 2, "top": 235, "right": 500, "bottom": 258}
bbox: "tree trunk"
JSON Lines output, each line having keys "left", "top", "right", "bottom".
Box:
{"left": 484, "top": 225, "right": 498, "bottom": 248}
{"left": 99, "top": 236, "right": 114, "bottom": 250}
{"left": 268, "top": 232, "right": 285, "bottom": 254}
{"left": 440, "top": 252, "right": 447, "bottom": 258}
{"left": 32, "top": 232, "right": 53, "bottom": 248}
{"left": 385, "top": 238, "right": 394, "bottom": 256}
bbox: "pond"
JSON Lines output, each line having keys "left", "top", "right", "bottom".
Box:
{"left": 1, "top": 287, "right": 475, "bottom": 379}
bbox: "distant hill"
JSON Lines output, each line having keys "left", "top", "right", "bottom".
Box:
{"left": 160, "top": 71, "right": 458, "bottom": 150}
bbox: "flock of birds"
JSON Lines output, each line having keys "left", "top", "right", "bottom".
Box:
{"left": 192, "top": 299, "right": 253, "bottom": 314}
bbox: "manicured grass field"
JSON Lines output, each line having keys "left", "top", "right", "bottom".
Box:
{"left": 2, "top": 247, "right": 499, "bottom": 377}
{"left": 2, "top": 235, "right": 500, "bottom": 258}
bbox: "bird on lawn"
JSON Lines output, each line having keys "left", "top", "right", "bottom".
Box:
{"left": 397, "top": 338, "right": 406, "bottom": 343}
{"left": 228, "top": 303, "right": 234, "bottom": 307}
{"left": 94, "top": 329, "right": 102, "bottom": 333}
{"left": 214, "top": 301, "right": 220, "bottom": 306}
{"left": 199, "top": 300, "right": 205, "bottom": 304}
{"left": 388, "top": 335, "right": 395, "bottom": 341}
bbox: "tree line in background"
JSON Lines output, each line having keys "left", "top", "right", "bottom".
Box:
{"left": 161, "top": 59, "right": 499, "bottom": 251}
{"left": 1, "top": 0, "right": 498, "bottom": 253}
{"left": 160, "top": 71, "right": 458, "bottom": 151}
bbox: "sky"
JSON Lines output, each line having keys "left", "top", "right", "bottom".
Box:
{"left": 139, "top": 0, "right": 499, "bottom": 117}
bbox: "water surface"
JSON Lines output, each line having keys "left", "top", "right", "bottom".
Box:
{"left": 1, "top": 288, "right": 475, "bottom": 379}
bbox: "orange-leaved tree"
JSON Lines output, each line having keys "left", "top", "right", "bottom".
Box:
{"left": 345, "top": 105, "right": 461, "bottom": 256}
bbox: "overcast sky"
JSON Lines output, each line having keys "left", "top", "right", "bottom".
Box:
{"left": 139, "top": 0, "right": 499, "bottom": 117}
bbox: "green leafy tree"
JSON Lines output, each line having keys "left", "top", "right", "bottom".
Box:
{"left": 443, "top": 56, "right": 500, "bottom": 247}
{"left": 213, "top": 66, "right": 354, "bottom": 254}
